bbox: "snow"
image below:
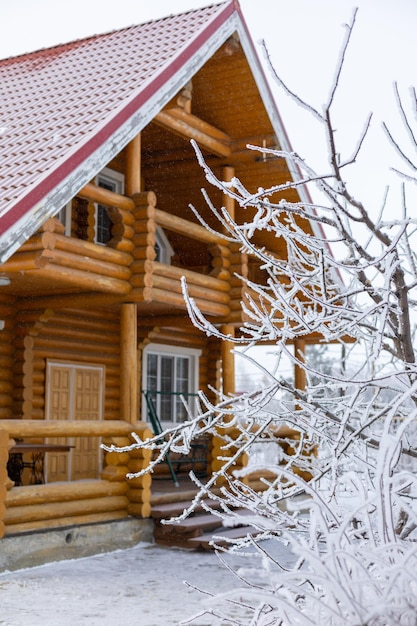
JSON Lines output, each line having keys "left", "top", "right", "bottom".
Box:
{"left": 0, "top": 542, "right": 249, "bottom": 626}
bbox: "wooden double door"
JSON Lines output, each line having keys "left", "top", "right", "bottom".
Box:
{"left": 45, "top": 361, "right": 104, "bottom": 482}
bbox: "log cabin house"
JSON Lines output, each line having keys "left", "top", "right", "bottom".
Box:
{"left": 0, "top": 0, "right": 320, "bottom": 550}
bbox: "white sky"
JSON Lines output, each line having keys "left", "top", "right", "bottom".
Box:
{"left": 1, "top": 0, "right": 416, "bottom": 211}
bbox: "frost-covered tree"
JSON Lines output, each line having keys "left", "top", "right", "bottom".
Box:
{"left": 116, "top": 10, "right": 417, "bottom": 625}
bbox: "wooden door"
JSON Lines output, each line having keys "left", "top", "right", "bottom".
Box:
{"left": 45, "top": 362, "right": 104, "bottom": 482}
{"left": 71, "top": 367, "right": 102, "bottom": 481}
{"left": 46, "top": 364, "right": 72, "bottom": 482}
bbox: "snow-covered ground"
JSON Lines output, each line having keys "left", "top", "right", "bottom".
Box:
{"left": 0, "top": 542, "right": 253, "bottom": 626}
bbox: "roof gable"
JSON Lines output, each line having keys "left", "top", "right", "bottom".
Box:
{"left": 0, "top": 2, "right": 246, "bottom": 260}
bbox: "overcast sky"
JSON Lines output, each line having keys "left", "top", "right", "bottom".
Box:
{"left": 1, "top": 0, "right": 416, "bottom": 208}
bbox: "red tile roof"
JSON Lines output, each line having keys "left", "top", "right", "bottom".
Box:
{"left": 0, "top": 1, "right": 243, "bottom": 260}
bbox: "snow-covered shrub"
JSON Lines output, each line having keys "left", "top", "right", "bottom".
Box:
{"left": 115, "top": 10, "right": 417, "bottom": 625}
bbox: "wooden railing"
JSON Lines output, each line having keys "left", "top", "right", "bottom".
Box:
{"left": 3, "top": 182, "right": 236, "bottom": 313}
{"left": 3, "top": 215, "right": 132, "bottom": 295}
{"left": 131, "top": 192, "right": 232, "bottom": 317}
{"left": 0, "top": 420, "right": 153, "bottom": 538}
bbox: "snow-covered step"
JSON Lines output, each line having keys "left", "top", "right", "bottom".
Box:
{"left": 152, "top": 498, "right": 222, "bottom": 520}
{"left": 154, "top": 513, "right": 222, "bottom": 541}
{"left": 186, "top": 525, "right": 259, "bottom": 550}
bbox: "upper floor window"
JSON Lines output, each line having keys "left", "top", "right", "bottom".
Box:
{"left": 95, "top": 168, "right": 125, "bottom": 245}
{"left": 155, "top": 226, "right": 174, "bottom": 264}
{"left": 57, "top": 167, "right": 125, "bottom": 244}
{"left": 57, "top": 202, "right": 72, "bottom": 236}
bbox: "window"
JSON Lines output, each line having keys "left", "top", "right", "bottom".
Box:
{"left": 155, "top": 226, "right": 174, "bottom": 264}
{"left": 142, "top": 344, "right": 201, "bottom": 424}
{"left": 57, "top": 202, "right": 72, "bottom": 235}
{"left": 95, "top": 168, "right": 125, "bottom": 245}
{"left": 56, "top": 167, "right": 125, "bottom": 243}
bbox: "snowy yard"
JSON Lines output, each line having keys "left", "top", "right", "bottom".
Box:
{"left": 0, "top": 542, "right": 264, "bottom": 626}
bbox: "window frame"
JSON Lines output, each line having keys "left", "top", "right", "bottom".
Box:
{"left": 94, "top": 167, "right": 125, "bottom": 245}
{"left": 141, "top": 343, "right": 201, "bottom": 426}
{"left": 154, "top": 226, "right": 174, "bottom": 264}
{"left": 57, "top": 202, "right": 72, "bottom": 235}
{"left": 57, "top": 167, "right": 125, "bottom": 242}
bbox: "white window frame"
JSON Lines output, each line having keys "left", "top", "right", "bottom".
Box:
{"left": 94, "top": 167, "right": 125, "bottom": 245}
{"left": 57, "top": 201, "right": 72, "bottom": 236}
{"left": 142, "top": 343, "right": 201, "bottom": 426}
{"left": 57, "top": 167, "right": 125, "bottom": 241}
{"left": 155, "top": 226, "right": 174, "bottom": 264}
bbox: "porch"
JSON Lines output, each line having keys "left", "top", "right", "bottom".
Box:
{"left": 0, "top": 419, "right": 153, "bottom": 538}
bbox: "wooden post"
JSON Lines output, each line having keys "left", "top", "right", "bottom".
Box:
{"left": 294, "top": 339, "right": 306, "bottom": 392}
{"left": 221, "top": 325, "right": 235, "bottom": 396}
{"left": 125, "top": 133, "right": 141, "bottom": 197}
{"left": 221, "top": 166, "right": 235, "bottom": 397}
{"left": 0, "top": 430, "right": 8, "bottom": 538}
{"left": 210, "top": 167, "right": 237, "bottom": 483}
{"left": 120, "top": 303, "right": 138, "bottom": 424}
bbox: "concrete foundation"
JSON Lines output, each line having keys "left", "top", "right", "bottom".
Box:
{"left": 0, "top": 517, "right": 154, "bottom": 572}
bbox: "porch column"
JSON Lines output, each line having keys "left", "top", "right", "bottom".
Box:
{"left": 294, "top": 339, "right": 306, "bottom": 392}
{"left": 221, "top": 324, "right": 235, "bottom": 396}
{"left": 120, "top": 303, "right": 138, "bottom": 424}
{"left": 122, "top": 133, "right": 141, "bottom": 425}
{"left": 125, "top": 132, "right": 141, "bottom": 196}
{"left": 221, "top": 166, "right": 235, "bottom": 396}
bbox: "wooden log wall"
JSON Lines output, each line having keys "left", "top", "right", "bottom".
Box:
{"left": 13, "top": 306, "right": 121, "bottom": 421}
{"left": 209, "top": 243, "right": 231, "bottom": 281}
{"left": 101, "top": 422, "right": 153, "bottom": 519}
{"left": 4, "top": 216, "right": 133, "bottom": 295}
{"left": 4, "top": 480, "right": 129, "bottom": 535}
{"left": 152, "top": 262, "right": 230, "bottom": 317}
{"left": 125, "top": 423, "right": 153, "bottom": 518}
{"left": 0, "top": 296, "right": 15, "bottom": 420}
{"left": 1, "top": 420, "right": 153, "bottom": 535}
{"left": 130, "top": 192, "right": 231, "bottom": 316}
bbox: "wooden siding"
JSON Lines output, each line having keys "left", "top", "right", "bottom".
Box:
{"left": 13, "top": 307, "right": 121, "bottom": 421}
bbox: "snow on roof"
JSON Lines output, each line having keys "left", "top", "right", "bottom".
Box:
{"left": 0, "top": 1, "right": 240, "bottom": 261}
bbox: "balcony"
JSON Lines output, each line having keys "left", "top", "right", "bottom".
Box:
{"left": 0, "top": 184, "right": 234, "bottom": 317}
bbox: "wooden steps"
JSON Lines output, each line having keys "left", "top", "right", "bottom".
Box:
{"left": 151, "top": 496, "right": 258, "bottom": 550}
{"left": 186, "top": 525, "right": 259, "bottom": 550}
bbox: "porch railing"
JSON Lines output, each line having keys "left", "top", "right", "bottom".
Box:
{"left": 142, "top": 390, "right": 208, "bottom": 486}
{"left": 0, "top": 420, "right": 153, "bottom": 538}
